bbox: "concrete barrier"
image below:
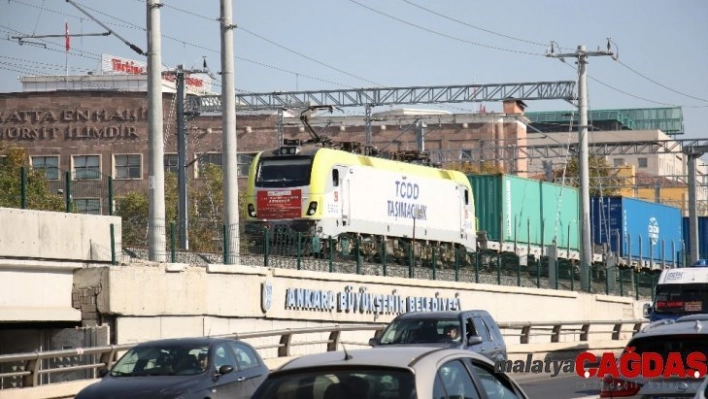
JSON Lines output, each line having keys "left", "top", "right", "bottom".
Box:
{"left": 0, "top": 207, "right": 121, "bottom": 262}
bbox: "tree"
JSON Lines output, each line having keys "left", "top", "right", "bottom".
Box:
{"left": 0, "top": 146, "right": 64, "bottom": 211}
{"left": 443, "top": 161, "right": 505, "bottom": 175}
{"left": 115, "top": 163, "right": 247, "bottom": 252}
{"left": 552, "top": 156, "right": 620, "bottom": 196}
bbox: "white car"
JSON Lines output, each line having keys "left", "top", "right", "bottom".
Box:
{"left": 600, "top": 314, "right": 708, "bottom": 398}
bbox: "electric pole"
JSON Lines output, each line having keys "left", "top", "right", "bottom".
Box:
{"left": 174, "top": 65, "right": 210, "bottom": 250}
{"left": 147, "top": 0, "right": 166, "bottom": 262}
{"left": 683, "top": 145, "right": 708, "bottom": 265}
{"left": 547, "top": 42, "right": 616, "bottom": 292}
{"left": 221, "top": 0, "right": 239, "bottom": 264}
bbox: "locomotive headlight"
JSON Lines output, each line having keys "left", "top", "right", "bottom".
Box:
{"left": 306, "top": 201, "right": 318, "bottom": 216}
{"left": 247, "top": 204, "right": 256, "bottom": 217}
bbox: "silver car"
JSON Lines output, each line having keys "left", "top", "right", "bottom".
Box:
{"left": 250, "top": 346, "right": 529, "bottom": 399}
{"left": 601, "top": 314, "right": 708, "bottom": 398}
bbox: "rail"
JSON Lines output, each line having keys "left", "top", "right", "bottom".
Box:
{"left": 0, "top": 319, "right": 646, "bottom": 390}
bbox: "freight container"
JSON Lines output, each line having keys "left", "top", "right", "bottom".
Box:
{"left": 590, "top": 196, "right": 682, "bottom": 265}
{"left": 682, "top": 216, "right": 708, "bottom": 260}
{"left": 468, "top": 174, "right": 579, "bottom": 251}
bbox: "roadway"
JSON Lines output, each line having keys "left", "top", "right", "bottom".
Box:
{"left": 516, "top": 372, "right": 600, "bottom": 399}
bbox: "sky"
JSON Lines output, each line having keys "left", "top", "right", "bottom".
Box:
{"left": 1, "top": 0, "right": 707, "bottom": 140}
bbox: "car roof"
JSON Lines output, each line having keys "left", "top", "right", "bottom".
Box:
{"left": 274, "top": 347, "right": 492, "bottom": 372}
{"left": 634, "top": 313, "right": 708, "bottom": 338}
{"left": 393, "top": 310, "right": 487, "bottom": 320}
{"left": 133, "top": 336, "right": 235, "bottom": 348}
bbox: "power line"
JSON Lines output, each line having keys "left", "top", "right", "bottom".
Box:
{"left": 399, "top": 0, "right": 548, "bottom": 48}
{"left": 348, "top": 0, "right": 546, "bottom": 57}
{"left": 616, "top": 59, "right": 708, "bottom": 104}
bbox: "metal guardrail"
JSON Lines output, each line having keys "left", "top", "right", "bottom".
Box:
{"left": 497, "top": 319, "right": 646, "bottom": 344}
{"left": 0, "top": 319, "right": 646, "bottom": 390}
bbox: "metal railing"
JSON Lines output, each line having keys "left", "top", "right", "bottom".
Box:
{"left": 0, "top": 319, "right": 646, "bottom": 390}
{"left": 498, "top": 319, "right": 646, "bottom": 344}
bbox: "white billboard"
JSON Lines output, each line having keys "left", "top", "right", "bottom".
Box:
{"left": 101, "top": 54, "right": 212, "bottom": 94}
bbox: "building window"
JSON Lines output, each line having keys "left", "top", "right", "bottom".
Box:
{"left": 31, "top": 156, "right": 60, "bottom": 180}
{"left": 613, "top": 158, "right": 625, "bottom": 167}
{"left": 638, "top": 158, "right": 648, "bottom": 168}
{"left": 164, "top": 154, "right": 179, "bottom": 174}
{"left": 114, "top": 154, "right": 142, "bottom": 179}
{"left": 238, "top": 153, "right": 256, "bottom": 177}
{"left": 459, "top": 149, "right": 473, "bottom": 160}
{"left": 196, "top": 153, "right": 222, "bottom": 178}
{"left": 73, "top": 155, "right": 101, "bottom": 180}
{"left": 74, "top": 198, "right": 101, "bottom": 215}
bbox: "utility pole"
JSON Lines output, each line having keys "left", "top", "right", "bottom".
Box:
{"left": 221, "top": 0, "right": 239, "bottom": 264}
{"left": 683, "top": 145, "right": 708, "bottom": 265}
{"left": 547, "top": 42, "right": 616, "bottom": 292}
{"left": 147, "top": 0, "right": 166, "bottom": 262}
{"left": 174, "top": 65, "right": 210, "bottom": 250}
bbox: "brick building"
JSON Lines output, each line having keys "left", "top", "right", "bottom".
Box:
{"left": 0, "top": 85, "right": 528, "bottom": 215}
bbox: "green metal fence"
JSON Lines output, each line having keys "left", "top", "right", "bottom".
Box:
{"left": 9, "top": 166, "right": 114, "bottom": 216}
{"left": 123, "top": 222, "right": 661, "bottom": 300}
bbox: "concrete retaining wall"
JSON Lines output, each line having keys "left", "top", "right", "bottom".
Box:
{"left": 0, "top": 207, "right": 121, "bottom": 262}
{"left": 74, "top": 262, "right": 648, "bottom": 350}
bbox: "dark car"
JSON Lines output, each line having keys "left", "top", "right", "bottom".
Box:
{"left": 368, "top": 310, "right": 507, "bottom": 363}
{"left": 250, "top": 346, "right": 528, "bottom": 399}
{"left": 75, "top": 336, "right": 268, "bottom": 399}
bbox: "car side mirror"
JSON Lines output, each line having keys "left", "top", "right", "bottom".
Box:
{"left": 642, "top": 303, "right": 652, "bottom": 318}
{"left": 467, "top": 336, "right": 483, "bottom": 346}
{"left": 368, "top": 338, "right": 378, "bottom": 347}
{"left": 98, "top": 367, "right": 109, "bottom": 378}
{"left": 218, "top": 365, "right": 234, "bottom": 376}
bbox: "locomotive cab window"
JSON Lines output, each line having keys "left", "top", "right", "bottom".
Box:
{"left": 256, "top": 157, "right": 312, "bottom": 188}
{"left": 464, "top": 189, "right": 469, "bottom": 205}
{"left": 332, "top": 169, "right": 339, "bottom": 187}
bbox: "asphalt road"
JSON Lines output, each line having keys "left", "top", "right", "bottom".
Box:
{"left": 515, "top": 372, "right": 601, "bottom": 399}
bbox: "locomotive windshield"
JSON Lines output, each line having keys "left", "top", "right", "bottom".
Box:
{"left": 255, "top": 156, "right": 312, "bottom": 188}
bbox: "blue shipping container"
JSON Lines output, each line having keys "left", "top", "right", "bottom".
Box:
{"left": 590, "top": 197, "right": 683, "bottom": 264}
{"left": 682, "top": 216, "right": 708, "bottom": 260}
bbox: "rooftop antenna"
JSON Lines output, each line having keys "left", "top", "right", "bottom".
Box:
{"left": 341, "top": 343, "right": 352, "bottom": 360}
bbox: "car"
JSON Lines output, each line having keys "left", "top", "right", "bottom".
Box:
{"left": 368, "top": 310, "right": 508, "bottom": 363}
{"left": 75, "top": 336, "right": 269, "bottom": 399}
{"left": 250, "top": 346, "right": 529, "bottom": 399}
{"left": 600, "top": 313, "right": 708, "bottom": 398}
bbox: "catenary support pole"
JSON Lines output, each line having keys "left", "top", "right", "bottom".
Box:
{"left": 147, "top": 0, "right": 166, "bottom": 262}
{"left": 221, "top": 0, "right": 239, "bottom": 264}
{"left": 547, "top": 42, "right": 614, "bottom": 291}
{"left": 176, "top": 65, "right": 189, "bottom": 250}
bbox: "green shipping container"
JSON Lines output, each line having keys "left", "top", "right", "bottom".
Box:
{"left": 468, "top": 174, "right": 580, "bottom": 251}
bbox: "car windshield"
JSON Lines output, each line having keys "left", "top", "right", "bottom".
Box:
{"left": 628, "top": 335, "right": 708, "bottom": 363}
{"left": 110, "top": 344, "right": 210, "bottom": 377}
{"left": 378, "top": 318, "right": 461, "bottom": 345}
{"left": 253, "top": 367, "right": 415, "bottom": 399}
{"left": 255, "top": 157, "right": 312, "bottom": 188}
{"left": 654, "top": 284, "right": 708, "bottom": 315}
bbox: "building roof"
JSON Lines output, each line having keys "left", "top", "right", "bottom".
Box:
{"left": 525, "top": 107, "right": 684, "bottom": 135}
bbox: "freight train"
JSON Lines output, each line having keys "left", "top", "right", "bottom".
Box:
{"left": 244, "top": 141, "right": 693, "bottom": 269}
{"left": 243, "top": 109, "right": 693, "bottom": 269}
{"left": 244, "top": 141, "right": 476, "bottom": 263}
